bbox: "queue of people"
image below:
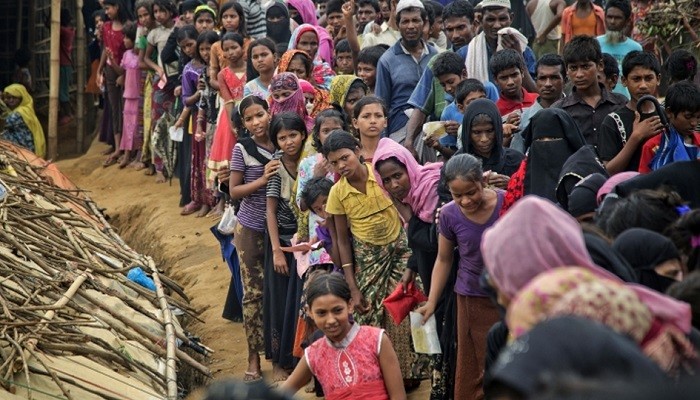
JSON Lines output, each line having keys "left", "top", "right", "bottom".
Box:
{"left": 2, "top": 0, "right": 700, "bottom": 399}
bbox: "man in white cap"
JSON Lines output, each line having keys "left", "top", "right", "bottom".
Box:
{"left": 465, "top": 0, "right": 537, "bottom": 89}
{"left": 375, "top": 0, "right": 438, "bottom": 141}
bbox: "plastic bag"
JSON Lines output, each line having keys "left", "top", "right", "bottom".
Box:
{"left": 217, "top": 205, "right": 238, "bottom": 235}
{"left": 169, "top": 125, "right": 183, "bottom": 142}
{"left": 382, "top": 282, "right": 428, "bottom": 325}
{"left": 410, "top": 312, "right": 441, "bottom": 354}
{"left": 127, "top": 267, "right": 156, "bottom": 291}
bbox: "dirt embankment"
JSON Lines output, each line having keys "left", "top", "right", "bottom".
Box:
{"left": 55, "top": 138, "right": 246, "bottom": 398}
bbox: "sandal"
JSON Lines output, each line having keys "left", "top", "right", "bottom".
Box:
{"left": 243, "top": 370, "right": 263, "bottom": 383}
{"left": 102, "top": 156, "right": 118, "bottom": 168}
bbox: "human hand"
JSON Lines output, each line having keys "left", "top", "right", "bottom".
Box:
{"left": 262, "top": 159, "right": 281, "bottom": 182}
{"left": 424, "top": 136, "right": 439, "bottom": 149}
{"left": 444, "top": 121, "right": 460, "bottom": 135}
{"left": 313, "top": 157, "right": 331, "bottom": 177}
{"left": 351, "top": 288, "right": 369, "bottom": 314}
{"left": 415, "top": 301, "right": 436, "bottom": 325}
{"left": 272, "top": 249, "right": 289, "bottom": 275}
{"left": 342, "top": 0, "right": 355, "bottom": 20}
{"left": 194, "top": 131, "right": 205, "bottom": 142}
{"left": 505, "top": 111, "right": 521, "bottom": 126}
{"left": 400, "top": 269, "right": 416, "bottom": 294}
{"left": 631, "top": 113, "right": 663, "bottom": 142}
{"left": 335, "top": 26, "right": 347, "bottom": 41}
{"left": 500, "top": 33, "right": 523, "bottom": 53}
{"left": 535, "top": 34, "right": 546, "bottom": 45}
{"left": 96, "top": 73, "right": 104, "bottom": 89}
{"left": 217, "top": 167, "right": 230, "bottom": 182}
{"left": 434, "top": 202, "right": 445, "bottom": 225}
{"left": 116, "top": 75, "right": 124, "bottom": 87}
{"left": 485, "top": 171, "right": 510, "bottom": 189}
{"left": 403, "top": 141, "right": 419, "bottom": 160}
{"left": 174, "top": 85, "right": 182, "bottom": 97}
{"left": 197, "top": 79, "right": 206, "bottom": 91}
{"left": 105, "top": 48, "right": 115, "bottom": 63}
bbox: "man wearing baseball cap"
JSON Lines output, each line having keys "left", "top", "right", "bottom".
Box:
{"left": 375, "top": 0, "right": 438, "bottom": 141}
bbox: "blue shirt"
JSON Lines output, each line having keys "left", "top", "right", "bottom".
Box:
{"left": 440, "top": 82, "right": 500, "bottom": 122}
{"left": 375, "top": 41, "right": 438, "bottom": 134}
{"left": 597, "top": 35, "right": 642, "bottom": 99}
{"left": 408, "top": 46, "right": 469, "bottom": 119}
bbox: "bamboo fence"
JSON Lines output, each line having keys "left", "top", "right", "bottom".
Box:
{"left": 0, "top": 142, "right": 211, "bottom": 399}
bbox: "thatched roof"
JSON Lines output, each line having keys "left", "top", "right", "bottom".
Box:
{"left": 0, "top": 141, "right": 210, "bottom": 399}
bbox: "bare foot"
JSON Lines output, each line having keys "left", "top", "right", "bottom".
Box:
{"left": 155, "top": 171, "right": 166, "bottom": 183}
{"left": 133, "top": 161, "right": 147, "bottom": 170}
{"left": 272, "top": 363, "right": 290, "bottom": 383}
{"left": 118, "top": 155, "right": 131, "bottom": 169}
{"left": 195, "top": 204, "right": 211, "bottom": 218}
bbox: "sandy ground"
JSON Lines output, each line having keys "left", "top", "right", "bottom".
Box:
{"left": 55, "top": 135, "right": 430, "bottom": 399}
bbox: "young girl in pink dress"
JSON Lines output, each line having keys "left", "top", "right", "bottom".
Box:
{"left": 110, "top": 22, "right": 142, "bottom": 168}
{"left": 282, "top": 273, "right": 406, "bottom": 400}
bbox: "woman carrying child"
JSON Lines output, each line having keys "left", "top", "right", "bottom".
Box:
{"left": 323, "top": 130, "right": 428, "bottom": 386}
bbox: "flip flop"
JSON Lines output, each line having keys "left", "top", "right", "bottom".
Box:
{"left": 243, "top": 370, "right": 263, "bottom": 383}
{"left": 102, "top": 156, "right": 118, "bottom": 168}
{"left": 181, "top": 202, "right": 202, "bottom": 216}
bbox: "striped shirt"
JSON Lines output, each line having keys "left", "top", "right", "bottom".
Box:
{"left": 239, "top": 0, "right": 266, "bottom": 39}
{"left": 230, "top": 142, "right": 273, "bottom": 232}
{"left": 266, "top": 165, "right": 298, "bottom": 236}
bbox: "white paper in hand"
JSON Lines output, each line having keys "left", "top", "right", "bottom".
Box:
{"left": 409, "top": 311, "right": 441, "bottom": 354}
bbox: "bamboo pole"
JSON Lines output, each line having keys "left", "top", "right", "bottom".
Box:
{"left": 48, "top": 0, "right": 61, "bottom": 159}
{"left": 75, "top": 0, "right": 86, "bottom": 153}
{"left": 147, "top": 257, "right": 178, "bottom": 399}
{"left": 15, "top": 0, "right": 23, "bottom": 49}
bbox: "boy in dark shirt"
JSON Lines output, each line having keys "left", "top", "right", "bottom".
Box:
{"left": 598, "top": 51, "right": 663, "bottom": 174}
{"left": 552, "top": 36, "right": 627, "bottom": 147}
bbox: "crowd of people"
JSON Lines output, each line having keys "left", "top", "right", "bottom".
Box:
{"left": 3, "top": 0, "right": 700, "bottom": 398}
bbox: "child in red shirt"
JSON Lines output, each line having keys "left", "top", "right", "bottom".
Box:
{"left": 489, "top": 49, "right": 538, "bottom": 117}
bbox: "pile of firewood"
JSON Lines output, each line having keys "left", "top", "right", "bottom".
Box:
{"left": 0, "top": 142, "right": 210, "bottom": 399}
{"left": 637, "top": 0, "right": 700, "bottom": 48}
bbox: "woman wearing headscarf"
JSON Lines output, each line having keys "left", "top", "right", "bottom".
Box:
{"left": 487, "top": 316, "right": 668, "bottom": 399}
{"left": 373, "top": 137, "right": 457, "bottom": 400}
{"left": 329, "top": 75, "right": 368, "bottom": 120}
{"left": 459, "top": 99, "right": 524, "bottom": 180}
{"left": 613, "top": 228, "right": 685, "bottom": 293}
{"left": 506, "top": 267, "right": 697, "bottom": 376}
{"left": 287, "top": 0, "right": 318, "bottom": 26}
{"left": 288, "top": 24, "right": 335, "bottom": 88}
{"left": 299, "top": 79, "right": 331, "bottom": 118}
{"left": 481, "top": 196, "right": 692, "bottom": 335}
{"left": 268, "top": 72, "right": 314, "bottom": 133}
{"left": 265, "top": 0, "right": 292, "bottom": 49}
{"left": 1, "top": 84, "right": 46, "bottom": 158}
{"left": 501, "top": 108, "right": 587, "bottom": 213}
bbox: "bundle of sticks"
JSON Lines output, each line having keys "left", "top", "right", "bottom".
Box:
{"left": 0, "top": 143, "right": 210, "bottom": 400}
{"left": 636, "top": 0, "right": 700, "bottom": 49}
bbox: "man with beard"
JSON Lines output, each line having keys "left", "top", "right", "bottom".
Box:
{"left": 375, "top": 0, "right": 437, "bottom": 140}
{"left": 596, "top": 0, "right": 641, "bottom": 98}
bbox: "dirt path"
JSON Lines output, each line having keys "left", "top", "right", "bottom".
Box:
{"left": 56, "top": 137, "right": 430, "bottom": 399}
